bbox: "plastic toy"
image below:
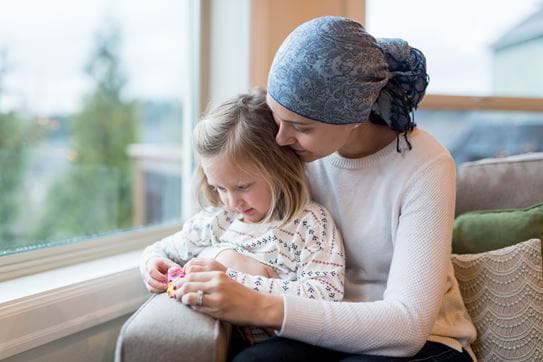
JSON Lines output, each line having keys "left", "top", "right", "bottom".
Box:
{"left": 166, "top": 266, "right": 185, "bottom": 298}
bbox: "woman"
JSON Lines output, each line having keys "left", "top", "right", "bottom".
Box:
{"left": 176, "top": 16, "right": 477, "bottom": 361}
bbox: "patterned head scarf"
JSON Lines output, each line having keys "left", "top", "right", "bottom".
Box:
{"left": 267, "top": 16, "right": 429, "bottom": 133}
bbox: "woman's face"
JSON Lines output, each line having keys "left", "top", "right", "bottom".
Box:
{"left": 267, "top": 95, "right": 357, "bottom": 162}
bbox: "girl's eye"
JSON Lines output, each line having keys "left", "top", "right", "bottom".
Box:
{"left": 237, "top": 184, "right": 251, "bottom": 191}
{"left": 214, "top": 186, "right": 226, "bottom": 193}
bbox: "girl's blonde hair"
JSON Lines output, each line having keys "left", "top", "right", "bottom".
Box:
{"left": 194, "top": 88, "right": 309, "bottom": 225}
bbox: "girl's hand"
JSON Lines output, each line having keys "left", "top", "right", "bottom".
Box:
{"left": 183, "top": 258, "right": 227, "bottom": 274}
{"left": 215, "top": 249, "right": 279, "bottom": 278}
{"left": 171, "top": 271, "right": 284, "bottom": 329}
{"left": 142, "top": 258, "right": 180, "bottom": 294}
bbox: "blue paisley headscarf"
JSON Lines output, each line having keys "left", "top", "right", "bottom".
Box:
{"left": 267, "top": 16, "right": 429, "bottom": 136}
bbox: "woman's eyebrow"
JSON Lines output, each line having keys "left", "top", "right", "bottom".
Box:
{"left": 282, "top": 119, "right": 310, "bottom": 126}
{"left": 271, "top": 108, "right": 308, "bottom": 125}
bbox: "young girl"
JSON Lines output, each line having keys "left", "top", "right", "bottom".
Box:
{"left": 140, "top": 89, "right": 345, "bottom": 343}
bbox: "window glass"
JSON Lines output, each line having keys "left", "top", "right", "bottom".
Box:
{"left": 416, "top": 110, "right": 543, "bottom": 163}
{"left": 0, "top": 0, "right": 189, "bottom": 256}
{"left": 366, "top": 0, "right": 543, "bottom": 97}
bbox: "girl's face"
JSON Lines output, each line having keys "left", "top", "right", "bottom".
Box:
{"left": 201, "top": 156, "right": 272, "bottom": 224}
{"left": 267, "top": 95, "right": 358, "bottom": 162}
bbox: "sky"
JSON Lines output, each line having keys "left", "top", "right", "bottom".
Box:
{"left": 0, "top": 0, "right": 541, "bottom": 115}
{"left": 0, "top": 0, "right": 189, "bottom": 115}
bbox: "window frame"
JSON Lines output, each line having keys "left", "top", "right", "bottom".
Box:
{"left": 421, "top": 94, "right": 543, "bottom": 112}
{"left": 0, "top": 0, "right": 204, "bottom": 281}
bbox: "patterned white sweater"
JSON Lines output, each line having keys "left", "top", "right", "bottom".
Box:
{"left": 141, "top": 201, "right": 345, "bottom": 303}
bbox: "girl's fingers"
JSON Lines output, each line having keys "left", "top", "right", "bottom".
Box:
{"left": 145, "top": 276, "right": 166, "bottom": 291}
{"left": 149, "top": 268, "right": 167, "bottom": 282}
{"left": 147, "top": 285, "right": 163, "bottom": 294}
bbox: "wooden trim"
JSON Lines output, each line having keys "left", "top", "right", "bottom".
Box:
{"left": 250, "top": 0, "right": 368, "bottom": 88}
{"left": 420, "top": 94, "right": 543, "bottom": 112}
{"left": 345, "top": 0, "right": 365, "bottom": 25}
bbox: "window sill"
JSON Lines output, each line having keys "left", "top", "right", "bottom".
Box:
{"left": 0, "top": 250, "right": 150, "bottom": 360}
{"left": 0, "top": 223, "right": 182, "bottom": 282}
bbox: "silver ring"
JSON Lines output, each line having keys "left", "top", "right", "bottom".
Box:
{"left": 197, "top": 290, "right": 204, "bottom": 306}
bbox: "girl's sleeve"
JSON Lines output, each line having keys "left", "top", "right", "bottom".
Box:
{"left": 226, "top": 205, "right": 345, "bottom": 302}
{"left": 140, "top": 210, "right": 217, "bottom": 268}
{"left": 277, "top": 155, "right": 456, "bottom": 357}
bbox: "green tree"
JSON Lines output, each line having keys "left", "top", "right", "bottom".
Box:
{"left": 35, "top": 22, "right": 140, "bottom": 242}
{"left": 0, "top": 48, "right": 27, "bottom": 246}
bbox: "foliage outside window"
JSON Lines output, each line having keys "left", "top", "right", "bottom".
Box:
{"left": 0, "top": 1, "right": 189, "bottom": 256}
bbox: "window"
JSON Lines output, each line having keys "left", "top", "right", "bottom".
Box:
{"left": 365, "top": 0, "right": 543, "bottom": 162}
{"left": 0, "top": 0, "right": 196, "bottom": 258}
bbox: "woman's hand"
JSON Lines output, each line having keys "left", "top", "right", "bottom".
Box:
{"left": 183, "top": 257, "right": 227, "bottom": 274}
{"left": 214, "top": 249, "right": 279, "bottom": 278}
{"left": 142, "top": 257, "right": 180, "bottom": 293}
{"left": 171, "top": 271, "right": 284, "bottom": 329}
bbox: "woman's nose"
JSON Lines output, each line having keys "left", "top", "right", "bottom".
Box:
{"left": 276, "top": 122, "right": 294, "bottom": 146}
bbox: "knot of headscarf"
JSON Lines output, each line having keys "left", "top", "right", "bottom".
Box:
{"left": 371, "top": 38, "right": 429, "bottom": 132}
{"left": 267, "top": 16, "right": 429, "bottom": 133}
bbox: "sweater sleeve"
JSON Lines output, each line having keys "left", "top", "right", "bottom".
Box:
{"left": 278, "top": 155, "right": 456, "bottom": 357}
{"left": 140, "top": 210, "right": 218, "bottom": 271}
{"left": 226, "top": 206, "right": 345, "bottom": 302}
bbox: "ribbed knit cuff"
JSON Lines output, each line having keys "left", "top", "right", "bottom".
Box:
{"left": 276, "top": 294, "right": 325, "bottom": 345}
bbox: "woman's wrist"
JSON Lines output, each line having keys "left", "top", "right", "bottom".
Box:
{"left": 255, "top": 293, "right": 284, "bottom": 330}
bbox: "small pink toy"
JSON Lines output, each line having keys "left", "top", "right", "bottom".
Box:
{"left": 166, "top": 266, "right": 185, "bottom": 298}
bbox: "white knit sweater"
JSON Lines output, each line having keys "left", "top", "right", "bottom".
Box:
{"left": 141, "top": 201, "right": 345, "bottom": 302}
{"left": 277, "top": 129, "right": 477, "bottom": 359}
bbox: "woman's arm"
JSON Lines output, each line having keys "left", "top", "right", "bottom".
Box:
{"left": 276, "top": 155, "right": 457, "bottom": 356}
{"left": 174, "top": 270, "right": 285, "bottom": 328}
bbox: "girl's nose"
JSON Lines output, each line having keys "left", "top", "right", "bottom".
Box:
{"left": 227, "top": 193, "right": 242, "bottom": 210}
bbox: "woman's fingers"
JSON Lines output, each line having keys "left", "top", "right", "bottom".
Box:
{"left": 172, "top": 281, "right": 210, "bottom": 303}
{"left": 184, "top": 257, "right": 213, "bottom": 270}
{"left": 183, "top": 265, "right": 206, "bottom": 274}
{"left": 184, "top": 259, "right": 227, "bottom": 274}
{"left": 184, "top": 270, "right": 225, "bottom": 282}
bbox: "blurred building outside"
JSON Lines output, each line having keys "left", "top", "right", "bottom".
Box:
{"left": 419, "top": 5, "right": 543, "bottom": 163}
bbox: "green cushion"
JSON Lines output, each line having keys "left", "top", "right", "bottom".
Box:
{"left": 452, "top": 202, "right": 543, "bottom": 254}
